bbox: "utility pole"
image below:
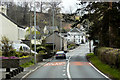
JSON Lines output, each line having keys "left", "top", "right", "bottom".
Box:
{"left": 34, "top": 0, "right": 36, "bottom": 64}
{"left": 40, "top": 1, "right": 43, "bottom": 13}
{"left": 88, "top": 10, "right": 91, "bottom": 53}
{"left": 29, "top": 3, "right": 32, "bottom": 55}
{"left": 60, "top": 18, "right": 62, "bottom": 50}
{"left": 52, "top": 2, "right": 55, "bottom": 53}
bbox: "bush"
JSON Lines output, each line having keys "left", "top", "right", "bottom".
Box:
{"left": 96, "top": 47, "right": 120, "bottom": 69}
{"left": 8, "top": 49, "right": 16, "bottom": 57}
{"left": 19, "top": 55, "right": 30, "bottom": 59}
{"left": 68, "top": 44, "right": 76, "bottom": 49}
{"left": 1, "top": 36, "right": 13, "bottom": 57}
{"left": 31, "top": 44, "right": 55, "bottom": 59}
{"left": 39, "top": 51, "right": 46, "bottom": 55}
{"left": 44, "top": 44, "right": 55, "bottom": 50}
{"left": 36, "top": 46, "right": 46, "bottom": 53}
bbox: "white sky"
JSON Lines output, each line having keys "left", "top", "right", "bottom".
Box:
{"left": 61, "top": 0, "right": 78, "bottom": 13}
{"left": 1, "top": 0, "right": 79, "bottom": 13}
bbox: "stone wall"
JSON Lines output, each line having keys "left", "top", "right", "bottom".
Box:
{"left": 0, "top": 55, "right": 43, "bottom": 68}
{"left": 36, "top": 54, "right": 43, "bottom": 62}
{"left": 1, "top": 57, "right": 33, "bottom": 68}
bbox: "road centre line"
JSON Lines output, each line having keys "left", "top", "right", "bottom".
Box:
{"left": 63, "top": 74, "right": 66, "bottom": 76}
{"left": 63, "top": 70, "right": 66, "bottom": 72}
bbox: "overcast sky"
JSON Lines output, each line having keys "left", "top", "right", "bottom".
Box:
{"left": 1, "top": 0, "right": 79, "bottom": 13}
{"left": 14, "top": 0, "right": 79, "bottom": 13}
{"left": 61, "top": 0, "right": 78, "bottom": 13}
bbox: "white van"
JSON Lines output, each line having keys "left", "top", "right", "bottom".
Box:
{"left": 12, "top": 43, "right": 38, "bottom": 54}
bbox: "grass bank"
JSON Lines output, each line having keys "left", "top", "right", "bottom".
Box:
{"left": 87, "top": 53, "right": 120, "bottom": 80}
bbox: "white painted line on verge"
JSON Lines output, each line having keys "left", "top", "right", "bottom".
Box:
{"left": 67, "top": 56, "right": 72, "bottom": 80}
{"left": 89, "top": 63, "right": 111, "bottom": 80}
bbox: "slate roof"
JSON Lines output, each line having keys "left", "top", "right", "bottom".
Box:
{"left": 45, "top": 32, "right": 64, "bottom": 40}
{"left": 45, "top": 26, "right": 59, "bottom": 33}
{"left": 0, "top": 12, "right": 25, "bottom": 29}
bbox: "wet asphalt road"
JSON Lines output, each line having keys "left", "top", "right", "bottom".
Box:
{"left": 26, "top": 43, "right": 108, "bottom": 80}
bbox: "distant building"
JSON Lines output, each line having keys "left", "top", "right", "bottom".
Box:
{"left": 25, "top": 26, "right": 42, "bottom": 45}
{"left": 43, "top": 26, "right": 59, "bottom": 35}
{"left": 67, "top": 27, "right": 86, "bottom": 44}
{"left": 45, "top": 32, "right": 67, "bottom": 51}
{"left": 0, "top": 5, "right": 25, "bottom": 44}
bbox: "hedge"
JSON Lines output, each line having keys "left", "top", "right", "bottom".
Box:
{"left": 94, "top": 47, "right": 120, "bottom": 69}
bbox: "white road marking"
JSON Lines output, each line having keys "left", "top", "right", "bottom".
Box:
{"left": 67, "top": 56, "right": 72, "bottom": 80}
{"left": 89, "top": 63, "right": 111, "bottom": 80}
{"left": 66, "top": 59, "right": 69, "bottom": 61}
{"left": 63, "top": 74, "right": 66, "bottom": 76}
{"left": 63, "top": 70, "right": 66, "bottom": 72}
{"left": 64, "top": 64, "right": 66, "bottom": 66}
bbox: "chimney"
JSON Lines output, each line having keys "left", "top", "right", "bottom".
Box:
{"left": 0, "top": 5, "right": 7, "bottom": 15}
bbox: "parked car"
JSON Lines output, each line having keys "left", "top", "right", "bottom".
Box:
{"left": 55, "top": 51, "right": 66, "bottom": 59}
{"left": 12, "top": 43, "right": 38, "bottom": 54}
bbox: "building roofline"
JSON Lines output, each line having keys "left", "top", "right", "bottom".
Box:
{"left": 45, "top": 32, "right": 64, "bottom": 40}
{"left": 69, "top": 27, "right": 81, "bottom": 33}
{"left": 0, "top": 12, "right": 25, "bottom": 29}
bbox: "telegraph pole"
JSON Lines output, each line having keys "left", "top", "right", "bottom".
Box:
{"left": 29, "top": 3, "right": 32, "bottom": 55}
{"left": 34, "top": 0, "right": 36, "bottom": 64}
{"left": 52, "top": 2, "right": 55, "bottom": 53}
{"left": 88, "top": 10, "right": 91, "bottom": 53}
{"left": 60, "top": 18, "right": 62, "bottom": 50}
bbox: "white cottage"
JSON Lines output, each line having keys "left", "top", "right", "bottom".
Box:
{"left": 67, "top": 27, "right": 86, "bottom": 44}
{"left": 0, "top": 5, "right": 25, "bottom": 44}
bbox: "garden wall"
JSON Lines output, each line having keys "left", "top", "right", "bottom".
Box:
{"left": 36, "top": 54, "right": 43, "bottom": 62}
{"left": 94, "top": 47, "right": 120, "bottom": 69}
{"left": 0, "top": 55, "right": 43, "bottom": 68}
{"left": 0, "top": 57, "right": 33, "bottom": 68}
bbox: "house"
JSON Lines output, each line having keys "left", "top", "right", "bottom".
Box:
{"left": 67, "top": 27, "right": 86, "bottom": 44}
{"left": 0, "top": 5, "right": 25, "bottom": 44}
{"left": 43, "top": 26, "right": 59, "bottom": 35}
{"left": 45, "top": 32, "right": 67, "bottom": 51}
{"left": 25, "top": 26, "right": 43, "bottom": 45}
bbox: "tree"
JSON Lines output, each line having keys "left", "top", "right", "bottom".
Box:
{"left": 6, "top": 1, "right": 30, "bottom": 26}
{"left": 72, "top": 2, "right": 120, "bottom": 47}
{"left": 1, "top": 36, "right": 13, "bottom": 57}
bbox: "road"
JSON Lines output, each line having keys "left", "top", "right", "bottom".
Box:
{"left": 25, "top": 43, "right": 108, "bottom": 80}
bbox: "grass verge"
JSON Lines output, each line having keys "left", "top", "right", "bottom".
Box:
{"left": 87, "top": 53, "right": 120, "bottom": 80}
{"left": 20, "top": 59, "right": 34, "bottom": 68}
